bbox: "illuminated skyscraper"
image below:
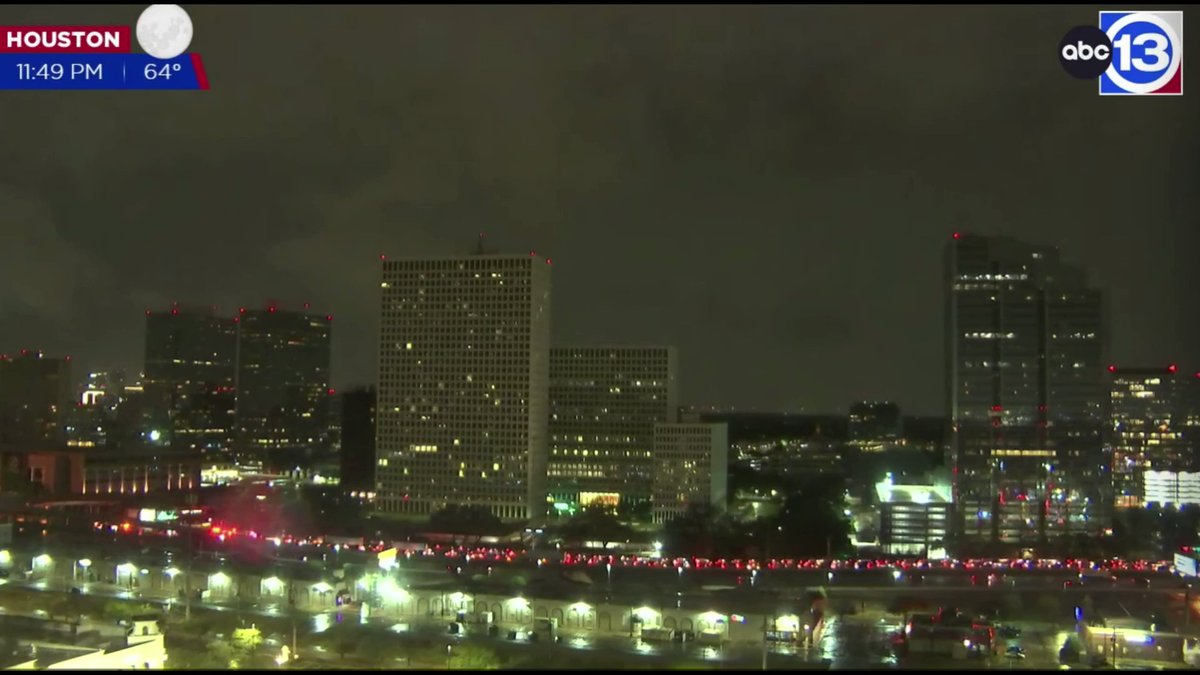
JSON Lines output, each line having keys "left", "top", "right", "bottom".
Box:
{"left": 651, "top": 422, "right": 728, "bottom": 524}
{"left": 548, "top": 346, "right": 677, "bottom": 513}
{"left": 945, "top": 234, "right": 1108, "bottom": 545}
{"left": 143, "top": 306, "right": 237, "bottom": 454}
{"left": 0, "top": 350, "right": 71, "bottom": 447}
{"left": 235, "top": 306, "right": 332, "bottom": 469}
{"left": 1108, "top": 365, "right": 1190, "bottom": 508}
{"left": 374, "top": 254, "right": 551, "bottom": 521}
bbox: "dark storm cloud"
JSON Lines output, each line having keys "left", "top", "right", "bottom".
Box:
{"left": 1, "top": 5, "right": 1196, "bottom": 413}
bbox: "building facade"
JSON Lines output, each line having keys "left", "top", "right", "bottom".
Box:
{"left": 235, "top": 307, "right": 332, "bottom": 470}
{"left": 548, "top": 346, "right": 677, "bottom": 512}
{"left": 651, "top": 422, "right": 728, "bottom": 524}
{"left": 875, "top": 476, "right": 952, "bottom": 556}
{"left": 849, "top": 401, "right": 902, "bottom": 451}
{"left": 1142, "top": 470, "right": 1200, "bottom": 507}
{"left": 1108, "top": 366, "right": 1188, "bottom": 508}
{"left": 374, "top": 254, "right": 552, "bottom": 521}
{"left": 945, "top": 234, "right": 1108, "bottom": 545}
{"left": 340, "top": 386, "right": 376, "bottom": 493}
{"left": 0, "top": 351, "right": 72, "bottom": 447}
{"left": 143, "top": 306, "right": 238, "bottom": 455}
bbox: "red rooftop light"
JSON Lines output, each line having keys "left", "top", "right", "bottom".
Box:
{"left": 303, "top": 302, "right": 311, "bottom": 309}
{"left": 1107, "top": 365, "right": 1117, "bottom": 373}
{"left": 953, "top": 232, "right": 961, "bottom": 239}
{"left": 145, "top": 310, "right": 151, "bottom": 316}
{"left": 268, "top": 306, "right": 277, "bottom": 313}
{"left": 546, "top": 258, "right": 552, "bottom": 265}
{"left": 1168, "top": 364, "right": 1177, "bottom": 373}
{"left": 326, "top": 315, "right": 333, "bottom": 321}
{"left": 239, "top": 307, "right": 246, "bottom": 314}
{"left": 327, "top": 388, "right": 336, "bottom": 396}
{"left": 171, "top": 308, "right": 179, "bottom": 315}
{"left": 529, "top": 250, "right": 536, "bottom": 256}
{"left": 379, "top": 254, "right": 387, "bottom": 261}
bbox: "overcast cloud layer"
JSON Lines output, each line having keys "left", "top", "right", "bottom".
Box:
{"left": 1, "top": 5, "right": 1196, "bottom": 414}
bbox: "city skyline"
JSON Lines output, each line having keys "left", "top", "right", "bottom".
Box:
{"left": 1, "top": 5, "right": 1197, "bottom": 415}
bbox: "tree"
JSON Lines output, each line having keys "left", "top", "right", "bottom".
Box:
{"left": 317, "top": 623, "right": 362, "bottom": 660}
{"left": 662, "top": 499, "right": 744, "bottom": 557}
{"left": 616, "top": 499, "right": 653, "bottom": 524}
{"left": 448, "top": 642, "right": 500, "bottom": 670}
{"left": 559, "top": 506, "right": 634, "bottom": 549}
{"left": 429, "top": 505, "right": 503, "bottom": 546}
{"left": 767, "top": 481, "right": 853, "bottom": 558}
{"left": 50, "top": 597, "right": 82, "bottom": 623}
{"left": 101, "top": 601, "right": 159, "bottom": 623}
{"left": 229, "top": 626, "right": 270, "bottom": 669}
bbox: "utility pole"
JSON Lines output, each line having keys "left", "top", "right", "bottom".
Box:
{"left": 761, "top": 615, "right": 770, "bottom": 670}
{"left": 184, "top": 491, "right": 197, "bottom": 621}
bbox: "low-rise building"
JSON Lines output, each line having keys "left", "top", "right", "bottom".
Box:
{"left": 0, "top": 615, "right": 165, "bottom": 670}
{"left": 876, "top": 476, "right": 951, "bottom": 557}
{"left": 651, "top": 423, "right": 728, "bottom": 524}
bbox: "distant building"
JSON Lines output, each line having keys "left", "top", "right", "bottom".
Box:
{"left": 340, "top": 386, "right": 376, "bottom": 493}
{"left": 651, "top": 422, "right": 728, "bottom": 524}
{"left": 64, "top": 370, "right": 129, "bottom": 450}
{"left": 0, "top": 614, "right": 166, "bottom": 669}
{"left": 686, "top": 411, "right": 847, "bottom": 443}
{"left": 110, "top": 380, "right": 170, "bottom": 452}
{"left": 1142, "top": 470, "right": 1200, "bottom": 508}
{"left": 1108, "top": 366, "right": 1189, "bottom": 508}
{"left": 374, "top": 254, "right": 552, "bottom": 521}
{"left": 235, "top": 306, "right": 333, "bottom": 471}
{"left": 0, "top": 351, "right": 72, "bottom": 447}
{"left": 548, "top": 346, "right": 677, "bottom": 512}
{"left": 0, "top": 449, "right": 198, "bottom": 498}
{"left": 0, "top": 450, "right": 83, "bottom": 497}
{"left": 849, "top": 401, "right": 902, "bottom": 451}
{"left": 143, "top": 306, "right": 238, "bottom": 455}
{"left": 732, "top": 439, "right": 844, "bottom": 476}
{"left": 945, "top": 233, "right": 1108, "bottom": 545}
{"left": 875, "top": 475, "right": 952, "bottom": 556}
{"left": 81, "top": 450, "right": 201, "bottom": 496}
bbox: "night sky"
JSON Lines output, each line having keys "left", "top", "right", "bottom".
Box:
{"left": 1, "top": 5, "right": 1196, "bottom": 415}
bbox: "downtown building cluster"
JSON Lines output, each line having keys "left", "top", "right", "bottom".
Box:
{"left": 371, "top": 254, "right": 728, "bottom": 523}
{"left": 945, "top": 233, "right": 1200, "bottom": 546}
{"left": 0, "top": 303, "right": 333, "bottom": 498}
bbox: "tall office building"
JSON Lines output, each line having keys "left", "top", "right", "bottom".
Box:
{"left": 651, "top": 422, "right": 728, "bottom": 524}
{"left": 548, "top": 346, "right": 677, "bottom": 512}
{"left": 340, "top": 386, "right": 376, "bottom": 493}
{"left": 945, "top": 234, "right": 1108, "bottom": 545}
{"left": 0, "top": 350, "right": 72, "bottom": 447}
{"left": 235, "top": 306, "right": 332, "bottom": 470}
{"left": 375, "top": 254, "right": 551, "bottom": 521}
{"left": 849, "top": 401, "right": 903, "bottom": 451}
{"left": 1108, "top": 366, "right": 1188, "bottom": 508}
{"left": 143, "top": 306, "right": 238, "bottom": 454}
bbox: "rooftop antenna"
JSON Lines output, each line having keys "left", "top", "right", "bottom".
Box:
{"left": 473, "top": 232, "right": 490, "bottom": 255}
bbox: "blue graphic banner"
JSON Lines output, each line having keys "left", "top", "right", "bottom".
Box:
{"left": 0, "top": 53, "right": 209, "bottom": 90}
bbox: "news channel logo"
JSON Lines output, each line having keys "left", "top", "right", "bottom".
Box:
{"left": 1058, "top": 10, "right": 1183, "bottom": 96}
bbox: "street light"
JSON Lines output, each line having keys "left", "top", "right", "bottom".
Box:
{"left": 75, "top": 558, "right": 91, "bottom": 583}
